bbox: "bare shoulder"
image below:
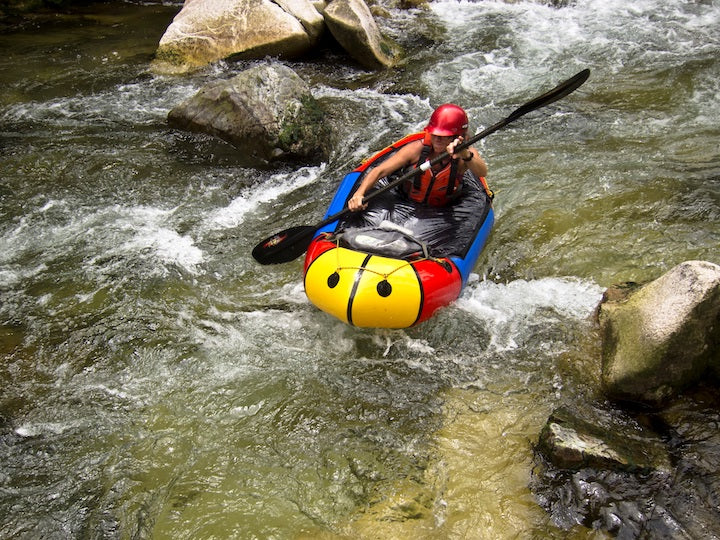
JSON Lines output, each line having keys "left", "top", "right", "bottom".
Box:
{"left": 395, "top": 139, "right": 423, "bottom": 164}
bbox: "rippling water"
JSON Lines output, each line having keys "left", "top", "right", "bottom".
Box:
{"left": 1, "top": 0, "right": 718, "bottom": 538}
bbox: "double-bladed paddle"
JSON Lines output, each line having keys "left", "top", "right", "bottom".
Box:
{"left": 252, "top": 68, "right": 590, "bottom": 265}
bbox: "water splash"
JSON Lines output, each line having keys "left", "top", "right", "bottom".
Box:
{"left": 202, "top": 164, "right": 325, "bottom": 231}
{"left": 456, "top": 276, "right": 604, "bottom": 352}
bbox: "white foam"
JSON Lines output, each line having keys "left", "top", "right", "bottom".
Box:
{"left": 15, "top": 420, "right": 84, "bottom": 438}
{"left": 70, "top": 204, "right": 206, "bottom": 277}
{"left": 203, "top": 164, "right": 325, "bottom": 231}
{"left": 231, "top": 401, "right": 264, "bottom": 417}
{"left": 427, "top": 0, "right": 720, "bottom": 109}
{"left": 456, "top": 277, "right": 604, "bottom": 351}
{"left": 123, "top": 225, "right": 203, "bottom": 275}
{"left": 460, "top": 276, "right": 602, "bottom": 319}
{"left": 1, "top": 78, "right": 203, "bottom": 127}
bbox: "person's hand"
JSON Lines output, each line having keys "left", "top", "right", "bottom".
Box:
{"left": 447, "top": 136, "right": 472, "bottom": 161}
{"left": 348, "top": 192, "right": 366, "bottom": 212}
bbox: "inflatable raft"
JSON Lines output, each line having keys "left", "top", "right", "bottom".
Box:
{"left": 303, "top": 135, "right": 494, "bottom": 328}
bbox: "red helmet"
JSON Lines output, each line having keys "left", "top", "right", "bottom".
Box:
{"left": 425, "top": 104, "right": 469, "bottom": 137}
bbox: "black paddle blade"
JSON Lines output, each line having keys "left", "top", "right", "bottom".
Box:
{"left": 252, "top": 225, "right": 318, "bottom": 265}
{"left": 506, "top": 69, "right": 590, "bottom": 122}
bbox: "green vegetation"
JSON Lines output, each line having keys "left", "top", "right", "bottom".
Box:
{"left": 278, "top": 95, "right": 330, "bottom": 158}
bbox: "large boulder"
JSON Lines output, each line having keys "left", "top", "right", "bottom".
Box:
{"left": 598, "top": 260, "right": 720, "bottom": 406}
{"left": 167, "top": 63, "right": 331, "bottom": 163}
{"left": 323, "top": 0, "right": 401, "bottom": 69}
{"left": 151, "top": 0, "right": 401, "bottom": 74}
{"left": 152, "top": 0, "right": 325, "bottom": 75}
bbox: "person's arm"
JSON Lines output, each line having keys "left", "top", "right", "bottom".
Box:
{"left": 348, "top": 141, "right": 422, "bottom": 211}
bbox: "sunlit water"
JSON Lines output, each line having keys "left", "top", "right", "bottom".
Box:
{"left": 1, "top": 0, "right": 718, "bottom": 538}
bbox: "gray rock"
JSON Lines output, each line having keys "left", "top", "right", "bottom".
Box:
{"left": 537, "top": 407, "right": 671, "bottom": 473}
{"left": 151, "top": 0, "right": 399, "bottom": 74}
{"left": 598, "top": 260, "right": 720, "bottom": 406}
{"left": 152, "top": 0, "right": 325, "bottom": 75}
{"left": 167, "top": 63, "right": 331, "bottom": 163}
{"left": 323, "top": 0, "right": 401, "bottom": 69}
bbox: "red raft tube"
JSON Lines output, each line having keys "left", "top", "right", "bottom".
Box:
{"left": 303, "top": 134, "right": 494, "bottom": 328}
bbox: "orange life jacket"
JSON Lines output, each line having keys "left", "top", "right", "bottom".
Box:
{"left": 402, "top": 132, "right": 464, "bottom": 207}
{"left": 360, "top": 131, "right": 493, "bottom": 204}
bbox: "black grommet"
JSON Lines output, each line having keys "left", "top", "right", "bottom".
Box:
{"left": 327, "top": 272, "right": 340, "bottom": 288}
{"left": 377, "top": 280, "right": 392, "bottom": 297}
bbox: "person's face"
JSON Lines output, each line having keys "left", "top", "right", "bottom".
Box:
{"left": 430, "top": 134, "right": 454, "bottom": 153}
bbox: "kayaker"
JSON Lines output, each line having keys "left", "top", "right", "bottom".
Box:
{"left": 348, "top": 104, "right": 488, "bottom": 211}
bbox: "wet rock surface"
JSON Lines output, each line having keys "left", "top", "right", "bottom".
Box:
{"left": 534, "top": 392, "right": 720, "bottom": 538}
{"left": 537, "top": 407, "right": 671, "bottom": 473}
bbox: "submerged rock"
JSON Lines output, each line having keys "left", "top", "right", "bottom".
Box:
{"left": 167, "top": 63, "right": 331, "bottom": 163}
{"left": 598, "top": 260, "right": 720, "bottom": 406}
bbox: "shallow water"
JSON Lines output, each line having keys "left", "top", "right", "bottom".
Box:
{"left": 1, "top": 0, "right": 719, "bottom": 538}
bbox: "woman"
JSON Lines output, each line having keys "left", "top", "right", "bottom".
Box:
{"left": 347, "top": 103, "right": 488, "bottom": 211}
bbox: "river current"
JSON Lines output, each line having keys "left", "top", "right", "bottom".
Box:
{"left": 1, "top": 0, "right": 719, "bottom": 538}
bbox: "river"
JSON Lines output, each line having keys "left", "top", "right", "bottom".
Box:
{"left": 1, "top": 0, "right": 718, "bottom": 538}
